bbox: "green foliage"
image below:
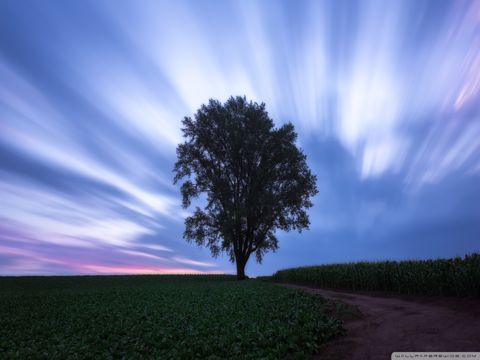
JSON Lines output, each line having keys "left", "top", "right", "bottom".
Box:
{"left": 173, "top": 96, "right": 318, "bottom": 279}
{"left": 271, "top": 253, "right": 480, "bottom": 297}
{"left": 0, "top": 275, "right": 343, "bottom": 359}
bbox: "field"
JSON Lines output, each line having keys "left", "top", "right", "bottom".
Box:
{"left": 270, "top": 253, "right": 480, "bottom": 297}
{"left": 0, "top": 275, "right": 343, "bottom": 360}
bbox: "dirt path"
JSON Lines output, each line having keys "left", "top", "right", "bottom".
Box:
{"left": 280, "top": 284, "right": 480, "bottom": 360}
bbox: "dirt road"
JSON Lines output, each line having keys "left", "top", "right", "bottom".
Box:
{"left": 280, "top": 284, "right": 480, "bottom": 360}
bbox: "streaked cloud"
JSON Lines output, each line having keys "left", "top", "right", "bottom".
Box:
{"left": 0, "top": 0, "right": 478, "bottom": 276}
{"left": 172, "top": 256, "right": 217, "bottom": 268}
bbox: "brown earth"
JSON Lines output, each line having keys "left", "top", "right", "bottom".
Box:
{"left": 279, "top": 284, "right": 480, "bottom": 360}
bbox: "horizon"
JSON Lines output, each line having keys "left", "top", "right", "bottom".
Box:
{"left": 1, "top": 0, "right": 479, "bottom": 276}
{"left": 1, "top": 252, "right": 478, "bottom": 277}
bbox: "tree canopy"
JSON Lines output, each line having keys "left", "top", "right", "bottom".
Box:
{"left": 173, "top": 96, "right": 318, "bottom": 279}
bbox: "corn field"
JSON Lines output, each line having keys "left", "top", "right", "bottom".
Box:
{"left": 271, "top": 253, "right": 480, "bottom": 297}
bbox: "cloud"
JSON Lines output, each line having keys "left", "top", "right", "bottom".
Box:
{"left": 65, "top": 264, "right": 221, "bottom": 275}
{"left": 172, "top": 256, "right": 217, "bottom": 268}
{"left": 140, "top": 244, "right": 174, "bottom": 252}
{"left": 0, "top": 0, "right": 478, "bottom": 276}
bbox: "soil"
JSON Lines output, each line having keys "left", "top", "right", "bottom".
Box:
{"left": 279, "top": 284, "right": 480, "bottom": 360}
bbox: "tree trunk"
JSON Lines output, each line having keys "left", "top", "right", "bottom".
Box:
{"left": 235, "top": 256, "right": 247, "bottom": 280}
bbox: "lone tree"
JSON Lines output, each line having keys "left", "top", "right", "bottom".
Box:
{"left": 173, "top": 96, "right": 318, "bottom": 279}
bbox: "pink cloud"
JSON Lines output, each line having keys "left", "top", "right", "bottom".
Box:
{"left": 80, "top": 263, "right": 224, "bottom": 275}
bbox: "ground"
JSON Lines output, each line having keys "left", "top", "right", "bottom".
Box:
{"left": 280, "top": 284, "right": 480, "bottom": 360}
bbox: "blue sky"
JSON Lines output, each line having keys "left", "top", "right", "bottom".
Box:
{"left": 0, "top": 0, "right": 479, "bottom": 276}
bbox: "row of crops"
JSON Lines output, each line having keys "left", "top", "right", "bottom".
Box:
{"left": 0, "top": 275, "right": 344, "bottom": 359}
{"left": 271, "top": 253, "right": 480, "bottom": 297}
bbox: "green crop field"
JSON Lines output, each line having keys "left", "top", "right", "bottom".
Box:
{"left": 270, "top": 253, "right": 480, "bottom": 297}
{"left": 0, "top": 275, "right": 343, "bottom": 360}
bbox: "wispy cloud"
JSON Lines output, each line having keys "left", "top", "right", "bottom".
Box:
{"left": 0, "top": 0, "right": 478, "bottom": 276}
{"left": 172, "top": 256, "right": 217, "bottom": 268}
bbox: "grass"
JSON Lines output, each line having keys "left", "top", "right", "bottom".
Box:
{"left": 269, "top": 253, "right": 480, "bottom": 297}
{"left": 0, "top": 275, "right": 344, "bottom": 359}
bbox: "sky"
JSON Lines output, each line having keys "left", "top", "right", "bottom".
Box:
{"left": 0, "top": 0, "right": 479, "bottom": 276}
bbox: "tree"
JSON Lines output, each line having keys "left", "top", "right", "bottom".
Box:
{"left": 173, "top": 96, "right": 318, "bottom": 280}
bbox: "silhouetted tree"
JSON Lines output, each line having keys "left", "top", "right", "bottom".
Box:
{"left": 173, "top": 96, "right": 318, "bottom": 279}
